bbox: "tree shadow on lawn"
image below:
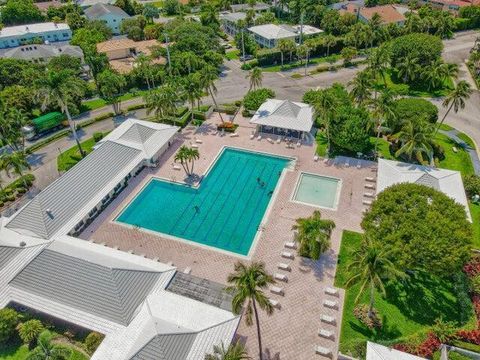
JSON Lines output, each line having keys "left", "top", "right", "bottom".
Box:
{"left": 349, "top": 315, "right": 402, "bottom": 342}
{"left": 384, "top": 271, "right": 464, "bottom": 326}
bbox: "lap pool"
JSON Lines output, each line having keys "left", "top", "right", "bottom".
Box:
{"left": 116, "top": 148, "right": 292, "bottom": 256}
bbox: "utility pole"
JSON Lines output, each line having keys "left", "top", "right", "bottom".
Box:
{"left": 241, "top": 29, "right": 246, "bottom": 64}
{"left": 164, "top": 33, "right": 171, "bottom": 72}
{"left": 299, "top": 10, "right": 304, "bottom": 45}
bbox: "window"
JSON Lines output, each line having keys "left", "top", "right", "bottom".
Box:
{"left": 62, "top": 33, "right": 68, "bottom": 37}
{"left": 113, "top": 19, "right": 116, "bottom": 22}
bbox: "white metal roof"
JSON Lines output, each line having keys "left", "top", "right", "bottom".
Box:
{"left": 250, "top": 99, "right": 314, "bottom": 132}
{"left": 367, "top": 342, "right": 426, "bottom": 360}
{"left": 5, "top": 119, "right": 178, "bottom": 240}
{"left": 0, "top": 22, "right": 70, "bottom": 39}
{"left": 377, "top": 159, "right": 472, "bottom": 221}
{"left": 248, "top": 24, "right": 297, "bottom": 40}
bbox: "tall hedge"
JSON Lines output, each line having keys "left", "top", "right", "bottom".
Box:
{"left": 389, "top": 33, "right": 443, "bottom": 67}
{"left": 391, "top": 98, "right": 439, "bottom": 133}
{"left": 243, "top": 88, "right": 276, "bottom": 111}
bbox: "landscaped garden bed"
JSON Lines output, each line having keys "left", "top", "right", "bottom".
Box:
{"left": 0, "top": 305, "right": 104, "bottom": 360}
{"left": 0, "top": 174, "right": 35, "bottom": 210}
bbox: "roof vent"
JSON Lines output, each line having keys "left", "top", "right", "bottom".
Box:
{"left": 46, "top": 209, "right": 54, "bottom": 218}
{"left": 19, "top": 241, "right": 26, "bottom": 247}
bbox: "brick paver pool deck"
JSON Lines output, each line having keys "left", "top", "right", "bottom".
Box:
{"left": 81, "top": 113, "right": 376, "bottom": 360}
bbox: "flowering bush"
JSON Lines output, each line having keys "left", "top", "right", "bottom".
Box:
{"left": 463, "top": 255, "right": 480, "bottom": 278}
{"left": 353, "top": 304, "right": 382, "bottom": 329}
{"left": 456, "top": 329, "right": 480, "bottom": 345}
{"left": 394, "top": 333, "right": 440, "bottom": 358}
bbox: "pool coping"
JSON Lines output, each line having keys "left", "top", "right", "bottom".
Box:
{"left": 111, "top": 146, "right": 297, "bottom": 259}
{"left": 290, "top": 171, "right": 343, "bottom": 211}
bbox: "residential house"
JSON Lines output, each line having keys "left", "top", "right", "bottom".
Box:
{"left": 248, "top": 23, "right": 322, "bottom": 48}
{"left": 34, "top": 0, "right": 63, "bottom": 13}
{"left": 1, "top": 44, "right": 84, "bottom": 63}
{"left": 77, "top": 0, "right": 116, "bottom": 9}
{"left": 417, "top": 0, "right": 476, "bottom": 14}
{"left": 376, "top": 158, "right": 472, "bottom": 221}
{"left": 230, "top": 2, "right": 271, "bottom": 12}
{"left": 219, "top": 12, "right": 250, "bottom": 36}
{"left": 339, "top": 4, "right": 407, "bottom": 25}
{"left": 84, "top": 3, "right": 130, "bottom": 35}
{"left": 96, "top": 38, "right": 166, "bottom": 73}
{"left": 0, "top": 22, "right": 72, "bottom": 49}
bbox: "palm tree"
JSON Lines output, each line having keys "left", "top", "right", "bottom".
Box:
{"left": 18, "top": 319, "right": 44, "bottom": 347}
{"left": 134, "top": 54, "right": 155, "bottom": 89}
{"left": 422, "top": 59, "right": 445, "bottom": 91}
{"left": 205, "top": 341, "right": 250, "bottom": 360}
{"left": 368, "top": 13, "right": 383, "bottom": 48}
{"left": 199, "top": 65, "right": 225, "bottom": 123}
{"left": 393, "top": 118, "right": 436, "bottom": 165}
{"left": 246, "top": 67, "right": 263, "bottom": 92}
{"left": 349, "top": 70, "right": 373, "bottom": 106}
{"left": 182, "top": 73, "right": 204, "bottom": 123}
{"left": 396, "top": 54, "right": 419, "bottom": 83}
{"left": 292, "top": 210, "right": 335, "bottom": 259}
{"left": 345, "top": 237, "right": 404, "bottom": 319}
{"left": 35, "top": 70, "right": 86, "bottom": 157}
{"left": 174, "top": 145, "right": 190, "bottom": 175}
{"left": 277, "top": 39, "right": 295, "bottom": 68}
{"left": 226, "top": 262, "right": 275, "bottom": 360}
{"left": 186, "top": 147, "right": 200, "bottom": 175}
{"left": 323, "top": 34, "right": 337, "bottom": 57}
{"left": 2, "top": 151, "right": 31, "bottom": 187}
{"left": 435, "top": 80, "right": 472, "bottom": 135}
{"left": 369, "top": 89, "right": 396, "bottom": 157}
{"left": 367, "top": 45, "right": 390, "bottom": 93}
{"left": 144, "top": 84, "right": 178, "bottom": 123}
{"left": 26, "top": 331, "right": 71, "bottom": 360}
{"left": 313, "top": 89, "right": 337, "bottom": 154}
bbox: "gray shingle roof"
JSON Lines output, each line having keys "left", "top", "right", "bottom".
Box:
{"left": 130, "top": 333, "right": 197, "bottom": 360}
{"left": 2, "top": 45, "right": 83, "bottom": 61}
{"left": 6, "top": 141, "right": 142, "bottom": 239}
{"left": 0, "top": 246, "right": 22, "bottom": 271}
{"left": 84, "top": 3, "right": 129, "bottom": 19}
{"left": 10, "top": 248, "right": 161, "bottom": 325}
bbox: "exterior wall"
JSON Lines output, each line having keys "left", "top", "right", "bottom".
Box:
{"left": 0, "top": 28, "right": 72, "bottom": 49}
{"left": 97, "top": 14, "right": 128, "bottom": 35}
{"left": 221, "top": 20, "right": 240, "bottom": 36}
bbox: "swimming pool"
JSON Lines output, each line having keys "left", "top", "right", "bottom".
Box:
{"left": 116, "top": 148, "right": 291, "bottom": 256}
{"left": 293, "top": 173, "right": 341, "bottom": 210}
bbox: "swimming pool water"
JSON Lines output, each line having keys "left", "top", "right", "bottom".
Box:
{"left": 294, "top": 173, "right": 340, "bottom": 209}
{"left": 116, "top": 148, "right": 291, "bottom": 256}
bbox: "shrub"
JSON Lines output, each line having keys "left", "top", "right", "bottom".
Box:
{"left": 241, "top": 59, "right": 259, "bottom": 70}
{"left": 0, "top": 308, "right": 19, "bottom": 344}
{"left": 84, "top": 332, "right": 104, "bottom": 354}
{"left": 217, "top": 122, "right": 239, "bottom": 133}
{"left": 389, "top": 33, "right": 443, "bottom": 68}
{"left": 464, "top": 175, "right": 480, "bottom": 197}
{"left": 17, "top": 319, "right": 44, "bottom": 345}
{"left": 471, "top": 274, "right": 480, "bottom": 294}
{"left": 126, "top": 103, "right": 146, "bottom": 111}
{"left": 353, "top": 304, "right": 382, "bottom": 329}
{"left": 243, "top": 88, "right": 276, "bottom": 111}
{"left": 330, "top": 105, "right": 371, "bottom": 154}
{"left": 93, "top": 132, "right": 104, "bottom": 142}
{"left": 391, "top": 98, "right": 439, "bottom": 132}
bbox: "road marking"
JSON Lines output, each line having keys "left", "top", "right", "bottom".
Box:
{"left": 276, "top": 72, "right": 286, "bottom": 78}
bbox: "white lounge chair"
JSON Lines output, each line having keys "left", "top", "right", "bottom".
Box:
{"left": 365, "top": 183, "right": 375, "bottom": 189}
{"left": 276, "top": 137, "right": 282, "bottom": 143}
{"left": 212, "top": 130, "right": 218, "bottom": 136}
{"left": 250, "top": 134, "right": 255, "bottom": 140}
{"left": 296, "top": 141, "right": 301, "bottom": 147}
{"left": 324, "top": 287, "right": 338, "bottom": 296}
{"left": 365, "top": 176, "right": 375, "bottom": 182}
{"left": 277, "top": 262, "right": 291, "bottom": 271}
{"left": 173, "top": 164, "right": 182, "bottom": 170}
{"left": 362, "top": 199, "right": 373, "bottom": 206}
{"left": 345, "top": 159, "right": 350, "bottom": 167}
{"left": 281, "top": 251, "right": 294, "bottom": 259}
{"left": 356, "top": 160, "right": 361, "bottom": 169}
{"left": 324, "top": 300, "right": 338, "bottom": 309}
{"left": 195, "top": 138, "right": 203, "bottom": 144}
{"left": 318, "top": 329, "right": 334, "bottom": 339}
{"left": 269, "top": 298, "right": 281, "bottom": 309}
{"left": 314, "top": 155, "right": 319, "bottom": 162}
{"left": 314, "top": 345, "right": 332, "bottom": 357}
{"left": 191, "top": 144, "right": 199, "bottom": 149}
{"left": 364, "top": 192, "right": 375, "bottom": 198}
{"left": 274, "top": 273, "right": 288, "bottom": 282}
{"left": 183, "top": 267, "right": 192, "bottom": 274}
{"left": 321, "top": 314, "right": 336, "bottom": 324}
{"left": 284, "top": 241, "right": 296, "bottom": 249}
{"left": 267, "top": 138, "right": 274, "bottom": 144}
{"left": 230, "top": 133, "right": 239, "bottom": 138}
{"left": 257, "top": 135, "right": 262, "bottom": 140}
{"left": 270, "top": 286, "right": 284, "bottom": 296}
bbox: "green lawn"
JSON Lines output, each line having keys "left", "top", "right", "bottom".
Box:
{"left": 225, "top": 50, "right": 239, "bottom": 60}
{"left": 0, "top": 342, "right": 88, "bottom": 360}
{"left": 470, "top": 202, "right": 480, "bottom": 249}
{"left": 81, "top": 91, "right": 148, "bottom": 112}
{"left": 376, "top": 70, "right": 454, "bottom": 98}
{"left": 315, "top": 131, "right": 328, "bottom": 156}
{"left": 261, "top": 54, "right": 341, "bottom": 73}
{"left": 57, "top": 134, "right": 107, "bottom": 171}
{"left": 335, "top": 231, "right": 476, "bottom": 358}
{"left": 436, "top": 132, "right": 475, "bottom": 176}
